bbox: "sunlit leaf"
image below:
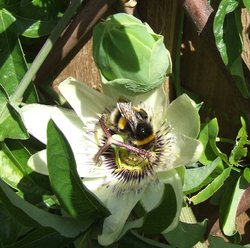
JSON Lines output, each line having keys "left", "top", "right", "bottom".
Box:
{"left": 219, "top": 174, "right": 249, "bottom": 237}
{"left": 0, "top": 9, "right": 37, "bottom": 102}
{"left": 47, "top": 120, "right": 110, "bottom": 226}
{"left": 190, "top": 167, "right": 232, "bottom": 205}
{"left": 198, "top": 118, "right": 227, "bottom": 165}
{"left": 0, "top": 85, "right": 28, "bottom": 141}
{"left": 243, "top": 0, "right": 250, "bottom": 14}
{"left": 183, "top": 157, "right": 222, "bottom": 194}
{"left": 243, "top": 167, "right": 250, "bottom": 183}
{"left": 229, "top": 117, "right": 250, "bottom": 165}
{"left": 0, "top": 142, "right": 28, "bottom": 190}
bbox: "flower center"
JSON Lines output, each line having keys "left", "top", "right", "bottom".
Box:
{"left": 94, "top": 102, "right": 175, "bottom": 185}
{"left": 114, "top": 148, "right": 152, "bottom": 178}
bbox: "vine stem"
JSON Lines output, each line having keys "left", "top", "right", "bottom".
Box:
{"left": 10, "top": 0, "right": 83, "bottom": 104}
{"left": 216, "top": 137, "right": 235, "bottom": 145}
{"left": 180, "top": 206, "right": 208, "bottom": 248}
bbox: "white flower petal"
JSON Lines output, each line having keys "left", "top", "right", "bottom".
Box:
{"left": 97, "top": 186, "right": 144, "bottom": 246}
{"left": 21, "top": 104, "right": 101, "bottom": 177}
{"left": 132, "top": 86, "right": 168, "bottom": 129}
{"left": 171, "top": 132, "right": 203, "bottom": 168}
{"left": 58, "top": 77, "right": 116, "bottom": 125}
{"left": 140, "top": 181, "right": 164, "bottom": 212}
{"left": 28, "top": 150, "right": 48, "bottom": 175}
{"left": 82, "top": 177, "right": 108, "bottom": 193}
{"left": 21, "top": 104, "right": 83, "bottom": 144}
{"left": 72, "top": 132, "right": 100, "bottom": 177}
{"left": 166, "top": 94, "right": 200, "bottom": 138}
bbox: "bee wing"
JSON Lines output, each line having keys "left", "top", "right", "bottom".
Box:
{"left": 117, "top": 102, "right": 134, "bottom": 120}
{"left": 117, "top": 102, "right": 138, "bottom": 131}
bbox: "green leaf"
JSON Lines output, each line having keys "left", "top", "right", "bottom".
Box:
{"left": 229, "top": 117, "right": 250, "bottom": 165}
{"left": 119, "top": 231, "right": 173, "bottom": 248}
{"left": 0, "top": 85, "right": 29, "bottom": 141}
{"left": 243, "top": 167, "right": 250, "bottom": 183}
{"left": 73, "top": 232, "right": 92, "bottom": 248}
{"left": 183, "top": 157, "right": 221, "bottom": 194}
{"left": 74, "top": 232, "right": 103, "bottom": 248}
{"left": 140, "top": 183, "right": 177, "bottom": 234}
{"left": 243, "top": 0, "right": 250, "bottom": 14}
{"left": 0, "top": 203, "right": 22, "bottom": 245}
{"left": 164, "top": 220, "right": 207, "bottom": 248}
{"left": 0, "top": 140, "right": 51, "bottom": 203}
{"left": 213, "top": 0, "right": 250, "bottom": 98}
{"left": 5, "top": 227, "right": 72, "bottom": 248}
{"left": 219, "top": 174, "right": 249, "bottom": 237}
{"left": 0, "top": 1, "right": 21, "bottom": 10}
{"left": 198, "top": 118, "right": 227, "bottom": 165}
{"left": 0, "top": 143, "right": 27, "bottom": 190}
{"left": 0, "top": 9, "right": 37, "bottom": 102}
{"left": 0, "top": 9, "right": 21, "bottom": 95}
{"left": 47, "top": 120, "right": 110, "bottom": 225}
{"left": 15, "top": 15, "right": 58, "bottom": 38}
{"left": 0, "top": 178, "right": 86, "bottom": 237}
{"left": 190, "top": 167, "right": 232, "bottom": 205}
{"left": 208, "top": 236, "right": 247, "bottom": 247}
{"left": 13, "top": 0, "right": 69, "bottom": 38}
{"left": 0, "top": 102, "right": 28, "bottom": 141}
{"left": 19, "top": 0, "right": 67, "bottom": 20}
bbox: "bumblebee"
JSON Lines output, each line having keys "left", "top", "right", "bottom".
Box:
{"left": 109, "top": 102, "right": 155, "bottom": 148}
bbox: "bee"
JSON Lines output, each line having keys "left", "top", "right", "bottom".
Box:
{"left": 110, "top": 102, "right": 155, "bottom": 148}
{"left": 94, "top": 102, "right": 155, "bottom": 163}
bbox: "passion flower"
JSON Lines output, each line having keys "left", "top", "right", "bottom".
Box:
{"left": 20, "top": 77, "right": 203, "bottom": 246}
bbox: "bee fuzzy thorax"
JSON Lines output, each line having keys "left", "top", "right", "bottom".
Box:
{"left": 110, "top": 102, "right": 155, "bottom": 148}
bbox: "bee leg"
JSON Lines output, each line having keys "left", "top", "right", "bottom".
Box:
{"left": 98, "top": 114, "right": 112, "bottom": 138}
{"left": 94, "top": 137, "right": 112, "bottom": 164}
{"left": 111, "top": 139, "right": 152, "bottom": 159}
{"left": 94, "top": 115, "right": 112, "bottom": 163}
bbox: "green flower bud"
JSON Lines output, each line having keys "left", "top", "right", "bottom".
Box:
{"left": 93, "top": 13, "right": 172, "bottom": 95}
